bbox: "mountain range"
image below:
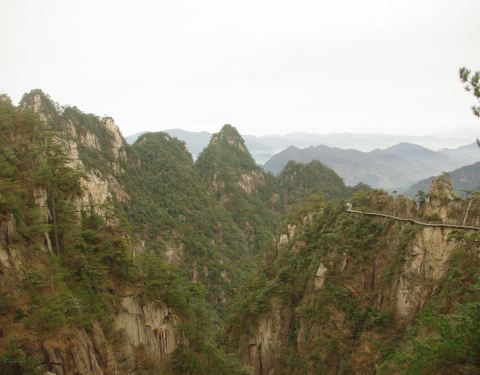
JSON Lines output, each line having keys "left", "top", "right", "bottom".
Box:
{"left": 127, "top": 129, "right": 480, "bottom": 191}
{"left": 405, "top": 161, "right": 480, "bottom": 197}
{"left": 263, "top": 142, "right": 480, "bottom": 190}
{"left": 2, "top": 89, "right": 480, "bottom": 374}
{"left": 126, "top": 128, "right": 480, "bottom": 164}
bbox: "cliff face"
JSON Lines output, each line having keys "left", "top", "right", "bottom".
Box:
{"left": 5, "top": 89, "right": 477, "bottom": 375}
{"left": 114, "top": 296, "right": 182, "bottom": 362}
{"left": 0, "top": 91, "right": 202, "bottom": 375}
{"left": 0, "top": 91, "right": 252, "bottom": 375}
{"left": 42, "top": 322, "right": 120, "bottom": 375}
{"left": 226, "top": 178, "right": 479, "bottom": 375}
{"left": 120, "top": 131, "right": 251, "bottom": 305}
{"left": 20, "top": 91, "right": 129, "bottom": 215}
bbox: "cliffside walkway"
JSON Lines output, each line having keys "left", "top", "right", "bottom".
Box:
{"left": 346, "top": 209, "right": 480, "bottom": 231}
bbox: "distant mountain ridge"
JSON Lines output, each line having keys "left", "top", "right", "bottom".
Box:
{"left": 263, "top": 142, "right": 480, "bottom": 190}
{"left": 405, "top": 161, "right": 480, "bottom": 197}
{"left": 126, "top": 128, "right": 480, "bottom": 164}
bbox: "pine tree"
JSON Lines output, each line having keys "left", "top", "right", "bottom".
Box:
{"left": 459, "top": 67, "right": 480, "bottom": 118}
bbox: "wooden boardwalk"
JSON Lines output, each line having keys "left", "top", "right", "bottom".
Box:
{"left": 346, "top": 209, "right": 480, "bottom": 231}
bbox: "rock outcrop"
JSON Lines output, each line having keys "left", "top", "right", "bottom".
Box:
{"left": 20, "top": 90, "right": 129, "bottom": 215}
{"left": 0, "top": 214, "right": 21, "bottom": 271}
{"left": 43, "top": 323, "right": 120, "bottom": 375}
{"left": 114, "top": 296, "right": 182, "bottom": 365}
{"left": 229, "top": 176, "right": 480, "bottom": 374}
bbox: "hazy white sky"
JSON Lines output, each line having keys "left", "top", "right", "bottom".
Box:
{"left": 1, "top": 0, "right": 480, "bottom": 136}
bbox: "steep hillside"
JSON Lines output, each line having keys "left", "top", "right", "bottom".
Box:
{"left": 263, "top": 142, "right": 477, "bottom": 190}
{"left": 7, "top": 89, "right": 474, "bottom": 375}
{"left": 196, "top": 125, "right": 279, "bottom": 251}
{"left": 225, "top": 177, "right": 480, "bottom": 374}
{"left": 121, "top": 131, "right": 251, "bottom": 307}
{"left": 276, "top": 160, "right": 361, "bottom": 210}
{"left": 0, "top": 91, "right": 249, "bottom": 375}
{"left": 1, "top": 91, "right": 362, "bottom": 375}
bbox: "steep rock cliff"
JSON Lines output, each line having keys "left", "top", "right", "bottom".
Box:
{"left": 20, "top": 90, "right": 129, "bottom": 215}
{"left": 226, "top": 178, "right": 480, "bottom": 374}
{"left": 114, "top": 296, "right": 182, "bottom": 363}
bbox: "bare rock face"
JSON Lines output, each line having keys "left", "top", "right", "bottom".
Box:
{"left": 43, "top": 324, "right": 120, "bottom": 375}
{"left": 61, "top": 116, "right": 129, "bottom": 215}
{"left": 246, "top": 298, "right": 292, "bottom": 375}
{"left": 314, "top": 263, "right": 328, "bottom": 290}
{"left": 80, "top": 171, "right": 112, "bottom": 209}
{"left": 278, "top": 224, "right": 297, "bottom": 248}
{"left": 0, "top": 214, "right": 21, "bottom": 270}
{"left": 114, "top": 296, "right": 182, "bottom": 364}
{"left": 426, "top": 176, "right": 458, "bottom": 221}
{"left": 21, "top": 91, "right": 54, "bottom": 122}
{"left": 80, "top": 130, "right": 101, "bottom": 150}
{"left": 102, "top": 117, "right": 127, "bottom": 163}
{"left": 210, "top": 129, "right": 247, "bottom": 153}
{"left": 164, "top": 242, "right": 184, "bottom": 265}
{"left": 238, "top": 171, "right": 265, "bottom": 194}
{"left": 394, "top": 227, "right": 456, "bottom": 321}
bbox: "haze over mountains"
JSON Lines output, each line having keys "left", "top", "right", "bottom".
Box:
{"left": 127, "top": 128, "right": 480, "bottom": 191}
{"left": 264, "top": 142, "right": 480, "bottom": 190}
{"left": 126, "top": 128, "right": 480, "bottom": 163}
{"left": 405, "top": 161, "right": 480, "bottom": 197}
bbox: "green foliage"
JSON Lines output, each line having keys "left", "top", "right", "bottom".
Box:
{"left": 459, "top": 67, "right": 480, "bottom": 117}
{"left": 0, "top": 339, "right": 44, "bottom": 375}
{"left": 121, "top": 131, "right": 252, "bottom": 308}
{"left": 278, "top": 160, "right": 350, "bottom": 208}
{"left": 196, "top": 125, "right": 279, "bottom": 252}
{"left": 378, "top": 236, "right": 480, "bottom": 374}
{"left": 224, "top": 190, "right": 424, "bottom": 372}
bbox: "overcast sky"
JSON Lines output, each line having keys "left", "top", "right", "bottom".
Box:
{"left": 1, "top": 0, "right": 480, "bottom": 136}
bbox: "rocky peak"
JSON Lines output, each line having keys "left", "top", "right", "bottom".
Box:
{"left": 0, "top": 94, "right": 12, "bottom": 105}
{"left": 100, "top": 117, "right": 127, "bottom": 162}
{"left": 426, "top": 175, "right": 458, "bottom": 220}
{"left": 210, "top": 124, "right": 248, "bottom": 153}
{"left": 19, "top": 89, "right": 59, "bottom": 122}
{"left": 428, "top": 175, "right": 456, "bottom": 201}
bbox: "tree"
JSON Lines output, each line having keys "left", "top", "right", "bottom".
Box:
{"left": 37, "top": 134, "right": 83, "bottom": 254}
{"left": 459, "top": 67, "right": 480, "bottom": 118}
{"left": 415, "top": 190, "right": 427, "bottom": 209}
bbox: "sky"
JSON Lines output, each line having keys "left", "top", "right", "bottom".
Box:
{"left": 1, "top": 0, "right": 480, "bottom": 137}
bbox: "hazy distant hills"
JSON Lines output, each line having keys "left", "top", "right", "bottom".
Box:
{"left": 126, "top": 128, "right": 480, "bottom": 164}
{"left": 405, "top": 161, "right": 480, "bottom": 197}
{"left": 126, "top": 130, "right": 279, "bottom": 162}
{"left": 126, "top": 128, "right": 480, "bottom": 190}
{"left": 263, "top": 142, "right": 480, "bottom": 190}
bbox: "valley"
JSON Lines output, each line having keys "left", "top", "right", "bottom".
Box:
{"left": 1, "top": 90, "right": 480, "bottom": 374}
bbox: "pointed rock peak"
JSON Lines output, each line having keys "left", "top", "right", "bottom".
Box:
{"left": 19, "top": 89, "right": 58, "bottom": 121}
{"left": 426, "top": 174, "right": 458, "bottom": 219}
{"left": 210, "top": 124, "right": 247, "bottom": 152}
{"left": 101, "top": 116, "right": 123, "bottom": 139}
{"left": 0, "top": 94, "right": 12, "bottom": 105}
{"left": 429, "top": 174, "right": 456, "bottom": 200}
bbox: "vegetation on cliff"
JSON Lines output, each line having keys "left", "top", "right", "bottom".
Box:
{"left": 3, "top": 88, "right": 479, "bottom": 375}
{"left": 224, "top": 183, "right": 480, "bottom": 374}
{"left": 0, "top": 93, "right": 249, "bottom": 375}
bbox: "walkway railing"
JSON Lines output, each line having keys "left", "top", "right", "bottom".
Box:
{"left": 346, "top": 209, "right": 480, "bottom": 231}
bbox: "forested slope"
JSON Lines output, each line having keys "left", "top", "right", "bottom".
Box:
{"left": 0, "top": 90, "right": 357, "bottom": 374}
